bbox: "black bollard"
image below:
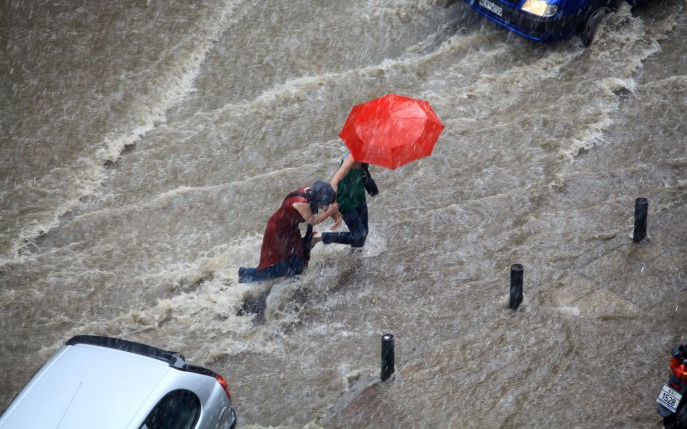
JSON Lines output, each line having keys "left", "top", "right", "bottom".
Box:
{"left": 510, "top": 264, "right": 524, "bottom": 311}
{"left": 633, "top": 197, "right": 648, "bottom": 243}
{"left": 381, "top": 334, "right": 395, "bottom": 381}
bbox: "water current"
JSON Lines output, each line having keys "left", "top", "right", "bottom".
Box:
{"left": 1, "top": 0, "right": 686, "bottom": 427}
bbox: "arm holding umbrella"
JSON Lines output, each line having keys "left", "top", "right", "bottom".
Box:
{"left": 330, "top": 152, "right": 357, "bottom": 191}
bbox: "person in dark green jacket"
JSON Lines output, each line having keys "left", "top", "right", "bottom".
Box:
{"left": 317, "top": 152, "right": 369, "bottom": 248}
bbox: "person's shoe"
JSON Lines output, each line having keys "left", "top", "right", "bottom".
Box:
{"left": 238, "top": 267, "right": 248, "bottom": 283}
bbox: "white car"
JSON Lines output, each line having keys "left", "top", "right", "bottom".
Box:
{"left": 0, "top": 335, "right": 237, "bottom": 429}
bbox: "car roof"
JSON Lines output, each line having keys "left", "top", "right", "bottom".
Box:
{"left": 0, "top": 337, "right": 183, "bottom": 429}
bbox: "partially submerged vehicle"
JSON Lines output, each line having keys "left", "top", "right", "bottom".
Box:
{"left": 0, "top": 335, "right": 237, "bottom": 429}
{"left": 464, "top": 0, "right": 647, "bottom": 45}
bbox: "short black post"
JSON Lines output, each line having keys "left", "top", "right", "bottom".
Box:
{"left": 381, "top": 333, "right": 395, "bottom": 381}
{"left": 633, "top": 197, "right": 648, "bottom": 243}
{"left": 510, "top": 264, "right": 524, "bottom": 311}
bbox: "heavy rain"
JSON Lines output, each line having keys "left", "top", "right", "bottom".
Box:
{"left": 1, "top": 0, "right": 686, "bottom": 427}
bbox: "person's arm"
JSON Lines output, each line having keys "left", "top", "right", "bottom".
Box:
{"left": 330, "top": 209, "right": 343, "bottom": 230}
{"left": 330, "top": 154, "right": 357, "bottom": 192}
{"left": 293, "top": 202, "right": 340, "bottom": 226}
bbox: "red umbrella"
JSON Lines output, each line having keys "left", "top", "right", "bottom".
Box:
{"left": 339, "top": 94, "right": 444, "bottom": 170}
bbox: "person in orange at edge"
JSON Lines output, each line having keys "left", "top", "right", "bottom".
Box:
{"left": 238, "top": 180, "right": 340, "bottom": 283}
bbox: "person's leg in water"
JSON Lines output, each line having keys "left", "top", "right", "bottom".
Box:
{"left": 238, "top": 255, "right": 305, "bottom": 283}
{"left": 320, "top": 200, "right": 368, "bottom": 248}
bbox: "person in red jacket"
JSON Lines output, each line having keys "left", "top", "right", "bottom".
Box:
{"left": 238, "top": 180, "right": 340, "bottom": 283}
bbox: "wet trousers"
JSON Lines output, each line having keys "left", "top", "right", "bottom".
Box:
{"left": 321, "top": 200, "right": 368, "bottom": 248}
{"left": 238, "top": 255, "right": 305, "bottom": 283}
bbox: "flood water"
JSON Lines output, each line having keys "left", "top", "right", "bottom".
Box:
{"left": 2, "top": 0, "right": 686, "bottom": 427}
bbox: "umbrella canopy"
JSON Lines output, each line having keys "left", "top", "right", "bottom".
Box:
{"left": 339, "top": 94, "right": 444, "bottom": 170}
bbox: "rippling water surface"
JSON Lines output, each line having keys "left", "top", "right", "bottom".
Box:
{"left": 2, "top": 0, "right": 686, "bottom": 427}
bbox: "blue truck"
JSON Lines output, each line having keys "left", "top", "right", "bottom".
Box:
{"left": 464, "top": 0, "right": 646, "bottom": 45}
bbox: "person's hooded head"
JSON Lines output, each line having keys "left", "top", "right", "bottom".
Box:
{"left": 308, "top": 180, "right": 336, "bottom": 213}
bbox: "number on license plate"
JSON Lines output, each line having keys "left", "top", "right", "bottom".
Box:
{"left": 479, "top": 0, "right": 503, "bottom": 16}
{"left": 657, "top": 385, "right": 683, "bottom": 413}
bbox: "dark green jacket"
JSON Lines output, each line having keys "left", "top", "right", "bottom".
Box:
{"left": 337, "top": 154, "right": 365, "bottom": 212}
